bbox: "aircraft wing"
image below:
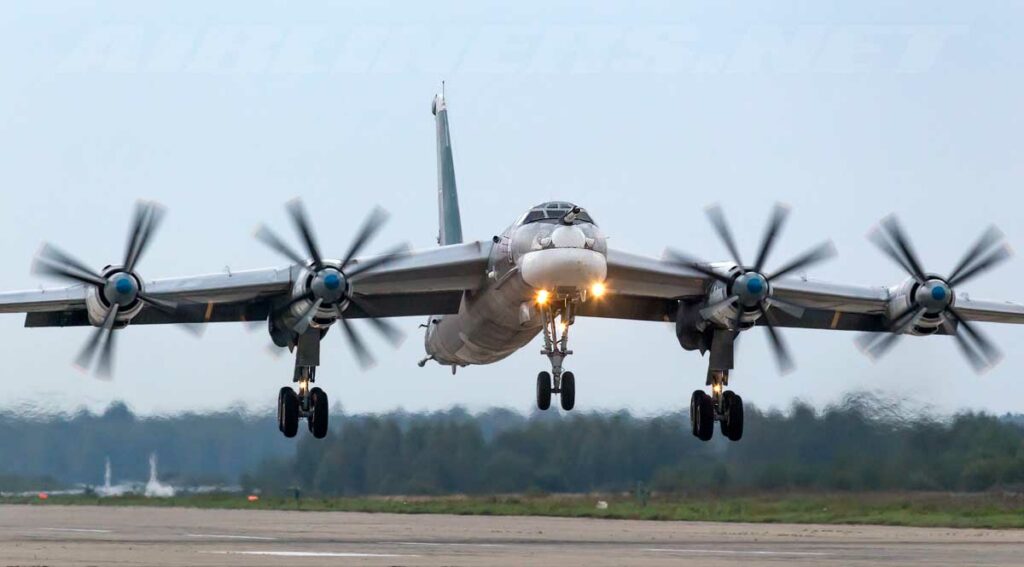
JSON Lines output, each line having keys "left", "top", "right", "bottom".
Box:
{"left": 580, "top": 248, "right": 1024, "bottom": 330}
{"left": 0, "top": 241, "right": 492, "bottom": 327}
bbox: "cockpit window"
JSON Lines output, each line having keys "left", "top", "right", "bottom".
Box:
{"left": 518, "top": 203, "right": 597, "bottom": 226}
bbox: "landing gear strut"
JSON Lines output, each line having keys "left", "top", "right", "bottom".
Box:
{"left": 277, "top": 327, "right": 330, "bottom": 439}
{"left": 536, "top": 292, "right": 577, "bottom": 411}
{"left": 690, "top": 370, "right": 744, "bottom": 442}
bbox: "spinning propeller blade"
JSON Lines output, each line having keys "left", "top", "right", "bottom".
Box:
{"left": 860, "top": 215, "right": 1010, "bottom": 372}
{"left": 256, "top": 199, "right": 410, "bottom": 368}
{"left": 668, "top": 203, "right": 835, "bottom": 374}
{"left": 33, "top": 201, "right": 193, "bottom": 378}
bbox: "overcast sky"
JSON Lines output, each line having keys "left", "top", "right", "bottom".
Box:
{"left": 1, "top": 1, "right": 1022, "bottom": 417}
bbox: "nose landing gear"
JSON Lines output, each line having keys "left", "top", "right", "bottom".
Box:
{"left": 535, "top": 292, "right": 577, "bottom": 411}
{"left": 277, "top": 327, "right": 330, "bottom": 439}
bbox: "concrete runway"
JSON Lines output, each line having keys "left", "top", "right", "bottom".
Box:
{"left": 2, "top": 505, "right": 1023, "bottom": 566}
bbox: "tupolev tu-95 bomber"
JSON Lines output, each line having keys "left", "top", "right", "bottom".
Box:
{"left": 2, "top": 93, "right": 1023, "bottom": 442}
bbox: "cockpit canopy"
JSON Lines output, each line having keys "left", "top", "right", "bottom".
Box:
{"left": 517, "top": 202, "right": 597, "bottom": 226}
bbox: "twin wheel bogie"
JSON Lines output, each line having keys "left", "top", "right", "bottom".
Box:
{"left": 536, "top": 370, "right": 575, "bottom": 411}
{"left": 278, "top": 384, "right": 329, "bottom": 439}
{"left": 691, "top": 389, "right": 744, "bottom": 442}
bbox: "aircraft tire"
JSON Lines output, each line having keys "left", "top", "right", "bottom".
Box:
{"left": 690, "top": 390, "right": 714, "bottom": 441}
{"left": 720, "top": 390, "right": 743, "bottom": 441}
{"left": 279, "top": 387, "right": 299, "bottom": 438}
{"left": 560, "top": 372, "right": 576, "bottom": 411}
{"left": 536, "top": 372, "right": 552, "bottom": 410}
{"left": 309, "top": 387, "right": 329, "bottom": 439}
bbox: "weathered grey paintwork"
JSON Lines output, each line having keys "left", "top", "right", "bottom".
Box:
{"left": 1, "top": 93, "right": 1024, "bottom": 377}
{"left": 424, "top": 203, "right": 607, "bottom": 366}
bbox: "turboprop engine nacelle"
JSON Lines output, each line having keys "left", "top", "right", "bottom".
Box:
{"left": 885, "top": 276, "right": 951, "bottom": 336}
{"left": 84, "top": 267, "right": 145, "bottom": 328}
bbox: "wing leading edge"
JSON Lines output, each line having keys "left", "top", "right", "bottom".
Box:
{"left": 1, "top": 241, "right": 492, "bottom": 328}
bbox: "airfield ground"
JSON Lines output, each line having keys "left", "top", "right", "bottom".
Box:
{"left": 2, "top": 504, "right": 1024, "bottom": 566}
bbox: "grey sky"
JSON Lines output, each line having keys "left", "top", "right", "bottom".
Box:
{"left": 1, "top": 1, "right": 1022, "bottom": 416}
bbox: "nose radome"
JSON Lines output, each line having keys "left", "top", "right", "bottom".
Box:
{"left": 551, "top": 225, "right": 586, "bottom": 248}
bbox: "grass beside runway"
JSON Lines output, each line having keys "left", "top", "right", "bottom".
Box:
{"left": 4, "top": 491, "right": 1024, "bottom": 529}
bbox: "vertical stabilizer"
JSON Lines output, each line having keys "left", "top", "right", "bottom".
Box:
{"left": 432, "top": 93, "right": 463, "bottom": 245}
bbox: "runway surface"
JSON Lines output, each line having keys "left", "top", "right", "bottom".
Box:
{"left": 2, "top": 505, "right": 1023, "bottom": 566}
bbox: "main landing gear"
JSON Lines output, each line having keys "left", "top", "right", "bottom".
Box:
{"left": 277, "top": 327, "right": 330, "bottom": 439}
{"left": 690, "top": 370, "right": 744, "bottom": 442}
{"left": 535, "top": 291, "right": 577, "bottom": 411}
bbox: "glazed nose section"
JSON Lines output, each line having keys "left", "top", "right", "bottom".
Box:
{"left": 550, "top": 225, "right": 587, "bottom": 248}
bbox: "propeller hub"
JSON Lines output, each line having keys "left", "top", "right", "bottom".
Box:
{"left": 103, "top": 272, "right": 139, "bottom": 307}
{"left": 915, "top": 279, "right": 952, "bottom": 313}
{"left": 310, "top": 267, "right": 348, "bottom": 304}
{"left": 734, "top": 272, "right": 769, "bottom": 306}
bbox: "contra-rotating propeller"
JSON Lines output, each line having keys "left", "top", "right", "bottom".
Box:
{"left": 255, "top": 199, "right": 409, "bottom": 368}
{"left": 857, "top": 215, "right": 1011, "bottom": 372}
{"left": 33, "top": 201, "right": 183, "bottom": 378}
{"left": 666, "top": 203, "right": 837, "bottom": 373}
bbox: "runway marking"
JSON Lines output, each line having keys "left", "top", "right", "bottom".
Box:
{"left": 38, "top": 527, "right": 113, "bottom": 533}
{"left": 208, "top": 551, "right": 420, "bottom": 558}
{"left": 646, "top": 548, "right": 830, "bottom": 557}
{"left": 393, "top": 541, "right": 507, "bottom": 547}
{"left": 187, "top": 533, "right": 277, "bottom": 540}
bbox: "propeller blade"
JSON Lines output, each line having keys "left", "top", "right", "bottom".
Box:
{"left": 868, "top": 226, "right": 923, "bottom": 283}
{"left": 34, "top": 243, "right": 105, "bottom": 286}
{"left": 291, "top": 298, "right": 323, "bottom": 336}
{"left": 757, "top": 304, "right": 794, "bottom": 374}
{"left": 945, "top": 306, "right": 1003, "bottom": 369}
{"left": 663, "top": 249, "right": 733, "bottom": 284}
{"left": 33, "top": 257, "right": 106, "bottom": 287}
{"left": 285, "top": 198, "right": 324, "bottom": 270}
{"left": 254, "top": 224, "right": 307, "bottom": 265}
{"left": 942, "top": 318, "right": 988, "bottom": 372}
{"left": 753, "top": 203, "right": 790, "bottom": 274}
{"left": 341, "top": 207, "right": 390, "bottom": 269}
{"left": 855, "top": 305, "right": 925, "bottom": 360}
{"left": 96, "top": 313, "right": 120, "bottom": 379}
{"left": 699, "top": 295, "right": 738, "bottom": 320}
{"left": 348, "top": 295, "right": 405, "bottom": 347}
{"left": 879, "top": 215, "right": 928, "bottom": 283}
{"left": 74, "top": 303, "right": 120, "bottom": 378}
{"left": 124, "top": 202, "right": 165, "bottom": 273}
{"left": 345, "top": 242, "right": 412, "bottom": 279}
{"left": 947, "top": 226, "right": 1005, "bottom": 284}
{"left": 765, "top": 296, "right": 806, "bottom": 319}
{"left": 337, "top": 310, "right": 375, "bottom": 369}
{"left": 137, "top": 292, "right": 177, "bottom": 314}
{"left": 766, "top": 241, "right": 837, "bottom": 282}
{"left": 705, "top": 204, "right": 745, "bottom": 267}
{"left": 947, "top": 243, "right": 1013, "bottom": 288}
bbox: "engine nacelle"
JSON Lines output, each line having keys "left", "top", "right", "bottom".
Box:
{"left": 675, "top": 300, "right": 711, "bottom": 352}
{"left": 84, "top": 268, "right": 144, "bottom": 328}
{"left": 886, "top": 276, "right": 950, "bottom": 336}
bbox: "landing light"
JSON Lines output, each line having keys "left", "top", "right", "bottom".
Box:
{"left": 535, "top": 289, "right": 550, "bottom": 305}
{"left": 591, "top": 282, "right": 606, "bottom": 299}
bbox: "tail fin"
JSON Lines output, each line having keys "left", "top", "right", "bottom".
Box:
{"left": 432, "top": 93, "right": 463, "bottom": 245}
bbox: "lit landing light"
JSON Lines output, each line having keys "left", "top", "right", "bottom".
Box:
{"left": 591, "top": 282, "right": 606, "bottom": 299}
{"left": 535, "top": 289, "right": 550, "bottom": 305}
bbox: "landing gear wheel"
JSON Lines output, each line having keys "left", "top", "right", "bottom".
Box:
{"left": 278, "top": 387, "right": 299, "bottom": 438}
{"left": 690, "top": 390, "right": 714, "bottom": 441}
{"left": 536, "top": 371, "right": 552, "bottom": 411}
{"left": 308, "top": 387, "right": 329, "bottom": 439}
{"left": 560, "top": 372, "right": 576, "bottom": 411}
{"left": 720, "top": 390, "right": 744, "bottom": 441}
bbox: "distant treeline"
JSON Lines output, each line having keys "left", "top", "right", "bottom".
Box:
{"left": 246, "top": 393, "right": 1024, "bottom": 496}
{"left": 2, "top": 395, "right": 1024, "bottom": 495}
{"left": 0, "top": 402, "right": 290, "bottom": 487}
